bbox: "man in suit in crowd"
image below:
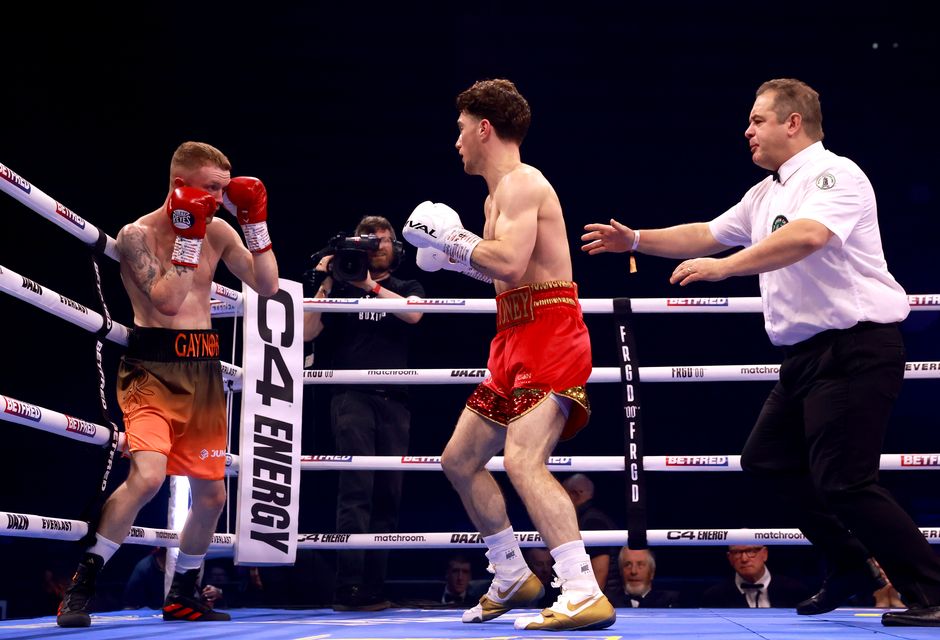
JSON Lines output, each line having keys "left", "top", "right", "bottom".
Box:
{"left": 608, "top": 547, "right": 681, "bottom": 608}
{"left": 703, "top": 545, "right": 810, "bottom": 608}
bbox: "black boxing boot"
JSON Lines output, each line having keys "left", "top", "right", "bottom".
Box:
{"left": 163, "top": 568, "right": 231, "bottom": 622}
{"left": 57, "top": 552, "right": 103, "bottom": 627}
{"left": 797, "top": 558, "right": 886, "bottom": 615}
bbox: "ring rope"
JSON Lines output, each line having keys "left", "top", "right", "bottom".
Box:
{"left": 0, "top": 262, "right": 243, "bottom": 390}
{"left": 5, "top": 396, "right": 936, "bottom": 475}
{"left": 5, "top": 264, "right": 936, "bottom": 391}
{"left": 4, "top": 510, "right": 939, "bottom": 549}
{"left": 289, "top": 294, "right": 940, "bottom": 316}
{"left": 4, "top": 264, "right": 935, "bottom": 391}
{"left": 300, "top": 364, "right": 940, "bottom": 385}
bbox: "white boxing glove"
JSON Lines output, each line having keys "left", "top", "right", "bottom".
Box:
{"left": 403, "top": 201, "right": 483, "bottom": 266}
{"left": 415, "top": 247, "right": 493, "bottom": 283}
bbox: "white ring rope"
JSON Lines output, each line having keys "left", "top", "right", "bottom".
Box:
{"left": 5, "top": 262, "right": 936, "bottom": 392}
{"left": 0, "top": 263, "right": 243, "bottom": 390}
{"left": 0, "top": 393, "right": 124, "bottom": 449}
{"left": 0, "top": 263, "right": 130, "bottom": 346}
{"left": 214, "top": 294, "right": 940, "bottom": 317}
{"left": 0, "top": 160, "right": 243, "bottom": 308}
{"left": 4, "top": 510, "right": 940, "bottom": 549}
{"left": 289, "top": 453, "right": 940, "bottom": 473}
{"left": 301, "top": 363, "right": 940, "bottom": 385}
{"left": 4, "top": 390, "right": 937, "bottom": 473}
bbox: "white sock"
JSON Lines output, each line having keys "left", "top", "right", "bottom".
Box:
{"left": 551, "top": 540, "right": 598, "bottom": 594}
{"left": 86, "top": 534, "right": 120, "bottom": 565}
{"left": 175, "top": 551, "right": 204, "bottom": 573}
{"left": 483, "top": 527, "right": 528, "bottom": 577}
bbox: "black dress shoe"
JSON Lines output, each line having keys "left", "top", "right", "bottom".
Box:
{"left": 882, "top": 605, "right": 940, "bottom": 626}
{"left": 796, "top": 558, "right": 886, "bottom": 615}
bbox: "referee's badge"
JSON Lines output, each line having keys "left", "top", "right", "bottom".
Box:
{"left": 771, "top": 215, "right": 789, "bottom": 232}
{"left": 815, "top": 173, "right": 836, "bottom": 190}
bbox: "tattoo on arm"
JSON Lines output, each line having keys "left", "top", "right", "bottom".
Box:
{"left": 118, "top": 226, "right": 162, "bottom": 298}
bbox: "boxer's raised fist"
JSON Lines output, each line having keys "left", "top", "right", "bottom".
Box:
{"left": 223, "top": 176, "right": 271, "bottom": 253}
{"left": 403, "top": 201, "right": 454, "bottom": 250}
{"left": 167, "top": 186, "right": 215, "bottom": 268}
{"left": 404, "top": 201, "right": 482, "bottom": 265}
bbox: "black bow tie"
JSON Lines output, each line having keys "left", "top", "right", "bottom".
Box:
{"left": 771, "top": 171, "right": 781, "bottom": 182}
{"left": 629, "top": 595, "right": 644, "bottom": 606}
{"left": 741, "top": 582, "right": 764, "bottom": 590}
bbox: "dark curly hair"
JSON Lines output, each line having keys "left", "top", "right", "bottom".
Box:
{"left": 456, "top": 78, "right": 531, "bottom": 144}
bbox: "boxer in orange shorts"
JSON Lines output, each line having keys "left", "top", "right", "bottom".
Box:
{"left": 58, "top": 142, "right": 279, "bottom": 628}
{"left": 118, "top": 327, "right": 227, "bottom": 480}
{"left": 402, "top": 79, "right": 615, "bottom": 632}
{"left": 467, "top": 281, "right": 591, "bottom": 441}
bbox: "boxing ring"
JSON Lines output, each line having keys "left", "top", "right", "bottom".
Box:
{"left": 2, "top": 159, "right": 940, "bottom": 639}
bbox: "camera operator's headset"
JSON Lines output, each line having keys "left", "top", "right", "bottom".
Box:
{"left": 384, "top": 233, "right": 405, "bottom": 271}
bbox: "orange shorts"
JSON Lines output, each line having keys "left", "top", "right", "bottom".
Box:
{"left": 117, "top": 327, "right": 227, "bottom": 480}
{"left": 466, "top": 281, "right": 592, "bottom": 440}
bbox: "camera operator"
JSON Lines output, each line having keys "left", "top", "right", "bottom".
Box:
{"left": 303, "top": 215, "right": 425, "bottom": 611}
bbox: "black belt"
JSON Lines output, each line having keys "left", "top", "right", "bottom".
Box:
{"left": 783, "top": 321, "right": 899, "bottom": 357}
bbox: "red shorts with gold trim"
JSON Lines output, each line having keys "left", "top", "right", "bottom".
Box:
{"left": 466, "top": 281, "right": 591, "bottom": 440}
{"left": 117, "top": 327, "right": 227, "bottom": 480}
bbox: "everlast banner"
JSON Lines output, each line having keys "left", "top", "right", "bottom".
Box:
{"left": 235, "top": 279, "right": 303, "bottom": 565}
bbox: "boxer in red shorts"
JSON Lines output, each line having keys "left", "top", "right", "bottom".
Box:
{"left": 403, "top": 79, "right": 615, "bottom": 632}
{"left": 58, "top": 142, "right": 279, "bottom": 628}
{"left": 467, "top": 280, "right": 591, "bottom": 441}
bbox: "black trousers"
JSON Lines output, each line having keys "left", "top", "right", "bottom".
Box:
{"left": 741, "top": 322, "right": 940, "bottom": 606}
{"left": 331, "top": 389, "right": 410, "bottom": 590}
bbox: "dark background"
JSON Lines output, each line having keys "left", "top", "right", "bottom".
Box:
{"left": 1, "top": 3, "right": 937, "bottom": 617}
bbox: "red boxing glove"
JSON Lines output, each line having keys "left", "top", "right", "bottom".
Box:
{"left": 167, "top": 186, "right": 215, "bottom": 268}
{"left": 223, "top": 176, "right": 272, "bottom": 253}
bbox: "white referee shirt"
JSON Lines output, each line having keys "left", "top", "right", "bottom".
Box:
{"left": 709, "top": 142, "right": 909, "bottom": 346}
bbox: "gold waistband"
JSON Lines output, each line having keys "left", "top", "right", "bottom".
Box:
{"left": 496, "top": 281, "right": 579, "bottom": 331}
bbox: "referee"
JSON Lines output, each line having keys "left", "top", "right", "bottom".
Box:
{"left": 581, "top": 77, "right": 940, "bottom": 627}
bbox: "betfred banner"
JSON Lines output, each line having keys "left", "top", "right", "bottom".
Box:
{"left": 235, "top": 279, "right": 303, "bottom": 565}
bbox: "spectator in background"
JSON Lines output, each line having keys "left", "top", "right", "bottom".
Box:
{"left": 441, "top": 554, "right": 487, "bottom": 606}
{"left": 608, "top": 547, "right": 681, "bottom": 608}
{"left": 561, "top": 474, "right": 620, "bottom": 593}
{"left": 124, "top": 547, "right": 168, "bottom": 609}
{"left": 702, "top": 545, "right": 809, "bottom": 608}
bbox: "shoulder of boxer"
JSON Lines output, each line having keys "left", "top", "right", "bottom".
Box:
{"left": 498, "top": 170, "right": 549, "bottom": 210}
